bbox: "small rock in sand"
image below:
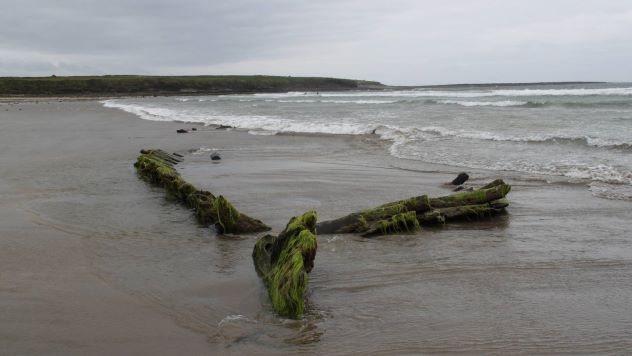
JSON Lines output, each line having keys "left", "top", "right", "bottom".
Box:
{"left": 451, "top": 172, "right": 469, "bottom": 185}
{"left": 177, "top": 129, "right": 188, "bottom": 133}
{"left": 210, "top": 152, "right": 221, "bottom": 160}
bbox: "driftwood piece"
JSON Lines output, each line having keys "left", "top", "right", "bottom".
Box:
{"left": 252, "top": 211, "right": 318, "bottom": 319}
{"left": 316, "top": 180, "right": 511, "bottom": 236}
{"left": 134, "top": 149, "right": 270, "bottom": 234}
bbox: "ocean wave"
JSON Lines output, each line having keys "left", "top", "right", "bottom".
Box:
{"left": 102, "top": 99, "right": 375, "bottom": 135}
{"left": 397, "top": 125, "right": 630, "bottom": 150}
{"left": 102, "top": 100, "right": 187, "bottom": 122}
{"left": 174, "top": 97, "right": 216, "bottom": 102}
{"left": 427, "top": 99, "right": 632, "bottom": 108}
{"left": 321, "top": 99, "right": 397, "bottom": 104}
{"left": 417, "top": 87, "right": 632, "bottom": 97}
{"left": 247, "top": 87, "right": 632, "bottom": 99}
{"left": 589, "top": 182, "right": 632, "bottom": 201}
{"left": 390, "top": 141, "right": 632, "bottom": 186}
{"left": 102, "top": 99, "right": 632, "bottom": 187}
{"left": 103, "top": 100, "right": 632, "bottom": 151}
{"left": 274, "top": 99, "right": 318, "bottom": 103}
{"left": 433, "top": 100, "right": 529, "bottom": 107}
{"left": 269, "top": 99, "right": 396, "bottom": 104}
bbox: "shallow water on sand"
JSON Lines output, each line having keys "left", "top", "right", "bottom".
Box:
{"left": 2, "top": 101, "right": 632, "bottom": 354}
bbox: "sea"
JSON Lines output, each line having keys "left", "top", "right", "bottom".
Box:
{"left": 103, "top": 82, "right": 632, "bottom": 200}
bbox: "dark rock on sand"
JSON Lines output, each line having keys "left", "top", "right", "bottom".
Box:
{"left": 191, "top": 128, "right": 197, "bottom": 131}
{"left": 176, "top": 129, "right": 188, "bottom": 133}
{"left": 210, "top": 152, "right": 222, "bottom": 160}
{"left": 451, "top": 172, "right": 469, "bottom": 185}
{"left": 216, "top": 125, "right": 232, "bottom": 130}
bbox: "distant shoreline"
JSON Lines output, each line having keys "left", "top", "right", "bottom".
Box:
{"left": 0, "top": 75, "right": 614, "bottom": 99}
{"left": 0, "top": 75, "right": 384, "bottom": 98}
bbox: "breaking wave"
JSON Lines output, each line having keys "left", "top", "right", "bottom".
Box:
{"left": 424, "top": 99, "right": 632, "bottom": 108}
{"left": 315, "top": 87, "right": 632, "bottom": 98}
{"left": 101, "top": 100, "right": 375, "bottom": 135}
{"left": 433, "top": 100, "right": 529, "bottom": 107}
{"left": 407, "top": 126, "right": 632, "bottom": 150}
{"left": 102, "top": 97, "right": 632, "bottom": 189}
{"left": 103, "top": 99, "right": 632, "bottom": 150}
{"left": 102, "top": 100, "right": 632, "bottom": 151}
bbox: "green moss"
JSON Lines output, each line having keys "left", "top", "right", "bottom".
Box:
{"left": 351, "top": 195, "right": 431, "bottom": 233}
{"left": 212, "top": 195, "right": 239, "bottom": 233}
{"left": 420, "top": 203, "right": 500, "bottom": 224}
{"left": 429, "top": 184, "right": 511, "bottom": 208}
{"left": 254, "top": 211, "right": 318, "bottom": 319}
{"left": 373, "top": 211, "right": 421, "bottom": 235}
{"left": 356, "top": 215, "right": 369, "bottom": 232}
{"left": 134, "top": 150, "right": 269, "bottom": 234}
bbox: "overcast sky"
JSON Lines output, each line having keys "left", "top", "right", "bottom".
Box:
{"left": 1, "top": 0, "right": 631, "bottom": 85}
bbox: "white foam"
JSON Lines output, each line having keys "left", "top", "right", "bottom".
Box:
{"left": 103, "top": 99, "right": 374, "bottom": 136}
{"left": 436, "top": 100, "right": 528, "bottom": 107}
{"left": 102, "top": 98, "right": 632, "bottom": 187}
{"left": 589, "top": 182, "right": 632, "bottom": 201}
{"left": 248, "top": 87, "right": 632, "bottom": 99}
{"left": 269, "top": 99, "right": 395, "bottom": 104}
{"left": 103, "top": 99, "right": 632, "bottom": 149}
{"left": 102, "top": 100, "right": 192, "bottom": 123}
{"left": 319, "top": 99, "right": 397, "bottom": 104}
{"left": 247, "top": 129, "right": 277, "bottom": 136}
{"left": 274, "top": 99, "right": 318, "bottom": 103}
{"left": 218, "top": 314, "right": 251, "bottom": 327}
{"left": 391, "top": 141, "right": 632, "bottom": 185}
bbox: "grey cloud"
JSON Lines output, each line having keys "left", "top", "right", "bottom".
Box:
{"left": 1, "top": 0, "right": 631, "bottom": 84}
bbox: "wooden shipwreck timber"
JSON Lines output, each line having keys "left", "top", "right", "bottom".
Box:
{"left": 134, "top": 148, "right": 512, "bottom": 319}
{"left": 134, "top": 149, "right": 270, "bottom": 234}
{"left": 252, "top": 211, "right": 318, "bottom": 319}
{"left": 316, "top": 179, "right": 511, "bottom": 237}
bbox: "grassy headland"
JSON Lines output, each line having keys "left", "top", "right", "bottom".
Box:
{"left": 0, "top": 75, "right": 384, "bottom": 97}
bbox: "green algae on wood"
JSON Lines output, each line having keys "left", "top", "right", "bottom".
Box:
{"left": 134, "top": 149, "right": 270, "bottom": 234}
{"left": 316, "top": 195, "right": 430, "bottom": 235}
{"left": 361, "top": 211, "right": 421, "bottom": 237}
{"left": 427, "top": 182, "right": 511, "bottom": 209}
{"left": 316, "top": 179, "right": 511, "bottom": 236}
{"left": 252, "top": 211, "right": 318, "bottom": 319}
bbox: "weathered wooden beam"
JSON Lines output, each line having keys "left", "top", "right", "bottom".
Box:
{"left": 252, "top": 211, "right": 318, "bottom": 319}
{"left": 134, "top": 149, "right": 270, "bottom": 234}
{"left": 316, "top": 180, "right": 511, "bottom": 236}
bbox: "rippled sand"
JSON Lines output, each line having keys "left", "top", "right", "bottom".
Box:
{"left": 1, "top": 101, "right": 631, "bottom": 354}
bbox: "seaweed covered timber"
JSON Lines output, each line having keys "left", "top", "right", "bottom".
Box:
{"left": 316, "top": 179, "right": 511, "bottom": 237}
{"left": 133, "top": 148, "right": 511, "bottom": 319}
{"left": 134, "top": 149, "right": 270, "bottom": 234}
{"left": 252, "top": 211, "right": 318, "bottom": 319}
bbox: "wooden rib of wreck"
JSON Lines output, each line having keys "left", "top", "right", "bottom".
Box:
{"left": 252, "top": 211, "right": 318, "bottom": 319}
{"left": 134, "top": 149, "right": 270, "bottom": 234}
{"left": 316, "top": 179, "right": 511, "bottom": 237}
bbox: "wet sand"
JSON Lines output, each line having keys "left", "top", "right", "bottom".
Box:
{"left": 1, "top": 100, "right": 632, "bottom": 354}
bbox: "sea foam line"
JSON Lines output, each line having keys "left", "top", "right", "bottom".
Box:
{"left": 102, "top": 100, "right": 632, "bottom": 150}
{"left": 248, "top": 87, "right": 632, "bottom": 99}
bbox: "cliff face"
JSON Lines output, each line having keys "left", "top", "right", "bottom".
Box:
{"left": 0, "top": 75, "right": 385, "bottom": 96}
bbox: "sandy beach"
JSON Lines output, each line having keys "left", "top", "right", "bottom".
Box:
{"left": 2, "top": 100, "right": 632, "bottom": 354}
